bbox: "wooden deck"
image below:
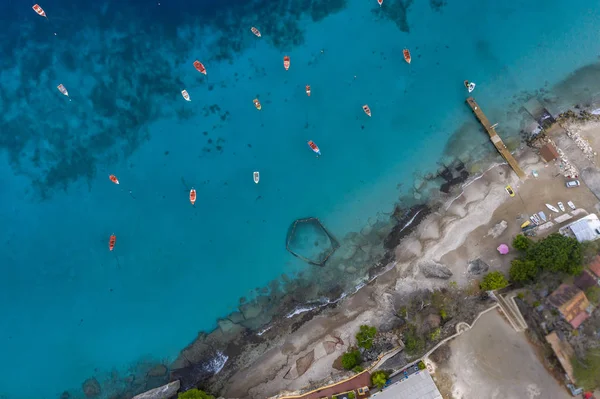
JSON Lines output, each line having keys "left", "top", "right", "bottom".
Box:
{"left": 466, "top": 97, "right": 525, "bottom": 179}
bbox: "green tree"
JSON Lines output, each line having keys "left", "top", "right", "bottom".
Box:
{"left": 479, "top": 271, "right": 508, "bottom": 291}
{"left": 572, "top": 348, "right": 600, "bottom": 390}
{"left": 341, "top": 350, "right": 361, "bottom": 370}
{"left": 356, "top": 325, "right": 377, "bottom": 350}
{"left": 371, "top": 370, "right": 389, "bottom": 389}
{"left": 526, "top": 233, "right": 582, "bottom": 275}
{"left": 178, "top": 389, "right": 215, "bottom": 399}
{"left": 347, "top": 392, "right": 356, "bottom": 399}
{"left": 403, "top": 325, "right": 425, "bottom": 356}
{"left": 352, "top": 365, "right": 364, "bottom": 373}
{"left": 585, "top": 286, "right": 600, "bottom": 305}
{"left": 509, "top": 259, "right": 539, "bottom": 282}
{"left": 417, "top": 360, "right": 426, "bottom": 370}
{"left": 512, "top": 234, "right": 533, "bottom": 251}
{"left": 429, "top": 328, "right": 441, "bottom": 341}
{"left": 439, "top": 308, "right": 448, "bottom": 320}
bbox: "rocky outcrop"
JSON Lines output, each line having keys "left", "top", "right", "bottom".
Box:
{"left": 147, "top": 365, "right": 168, "bottom": 378}
{"left": 487, "top": 220, "right": 507, "bottom": 238}
{"left": 132, "top": 381, "right": 180, "bottom": 399}
{"left": 83, "top": 378, "right": 101, "bottom": 398}
{"left": 468, "top": 259, "right": 490, "bottom": 276}
{"left": 419, "top": 262, "right": 453, "bottom": 279}
{"left": 295, "top": 350, "right": 315, "bottom": 378}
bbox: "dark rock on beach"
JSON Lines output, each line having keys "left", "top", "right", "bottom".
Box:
{"left": 82, "top": 377, "right": 101, "bottom": 398}
{"left": 419, "top": 262, "right": 453, "bottom": 279}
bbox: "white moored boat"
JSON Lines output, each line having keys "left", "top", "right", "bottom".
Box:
{"left": 567, "top": 201, "right": 576, "bottom": 210}
{"left": 253, "top": 171, "right": 260, "bottom": 184}
{"left": 558, "top": 202, "right": 565, "bottom": 212}
{"left": 538, "top": 211, "right": 547, "bottom": 222}
{"left": 546, "top": 203, "right": 559, "bottom": 213}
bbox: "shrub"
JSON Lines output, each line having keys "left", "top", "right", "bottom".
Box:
{"left": 439, "top": 308, "right": 448, "bottom": 320}
{"left": 509, "top": 259, "right": 539, "bottom": 282}
{"left": 533, "top": 300, "right": 541, "bottom": 307}
{"left": 572, "top": 348, "right": 600, "bottom": 390}
{"left": 429, "top": 328, "right": 441, "bottom": 341}
{"left": 371, "top": 370, "right": 389, "bottom": 389}
{"left": 586, "top": 286, "right": 600, "bottom": 305}
{"left": 513, "top": 234, "right": 533, "bottom": 251}
{"left": 341, "top": 350, "right": 361, "bottom": 370}
{"left": 352, "top": 365, "right": 364, "bottom": 373}
{"left": 480, "top": 271, "right": 508, "bottom": 291}
{"left": 403, "top": 325, "right": 425, "bottom": 356}
{"left": 348, "top": 392, "right": 356, "bottom": 399}
{"left": 418, "top": 360, "right": 426, "bottom": 370}
{"left": 178, "top": 389, "right": 214, "bottom": 399}
{"left": 526, "top": 233, "right": 582, "bottom": 275}
{"left": 356, "top": 325, "right": 377, "bottom": 350}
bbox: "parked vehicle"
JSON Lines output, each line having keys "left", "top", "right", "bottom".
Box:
{"left": 566, "top": 180, "right": 580, "bottom": 188}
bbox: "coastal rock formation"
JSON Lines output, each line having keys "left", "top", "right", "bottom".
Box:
{"left": 132, "top": 381, "right": 180, "bottom": 399}
{"left": 295, "top": 350, "right": 315, "bottom": 378}
{"left": 419, "top": 262, "right": 453, "bottom": 279}
{"left": 467, "top": 259, "right": 490, "bottom": 276}
{"left": 487, "top": 220, "right": 507, "bottom": 238}
{"left": 83, "top": 378, "right": 101, "bottom": 398}
{"left": 147, "top": 365, "right": 168, "bottom": 378}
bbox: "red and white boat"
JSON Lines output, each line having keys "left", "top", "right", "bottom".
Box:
{"left": 305, "top": 85, "right": 311, "bottom": 97}
{"left": 362, "top": 104, "right": 372, "bottom": 117}
{"left": 193, "top": 60, "right": 207, "bottom": 75}
{"left": 32, "top": 4, "right": 47, "bottom": 18}
{"left": 253, "top": 98, "right": 262, "bottom": 110}
{"left": 307, "top": 140, "right": 321, "bottom": 156}
{"left": 57, "top": 84, "right": 69, "bottom": 97}
{"left": 377, "top": 0, "right": 383, "bottom": 6}
{"left": 251, "top": 27, "right": 261, "bottom": 37}
{"left": 403, "top": 49, "right": 411, "bottom": 64}
{"left": 181, "top": 89, "right": 191, "bottom": 101}
{"left": 283, "top": 56, "right": 290, "bottom": 70}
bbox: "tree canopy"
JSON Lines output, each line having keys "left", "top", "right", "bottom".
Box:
{"left": 341, "top": 350, "right": 361, "bottom": 370}
{"left": 371, "top": 370, "right": 389, "bottom": 389}
{"left": 356, "top": 325, "right": 377, "bottom": 350}
{"left": 509, "top": 259, "right": 539, "bottom": 282}
{"left": 178, "top": 389, "right": 215, "bottom": 399}
{"left": 512, "top": 234, "right": 533, "bottom": 251}
{"left": 479, "top": 271, "right": 508, "bottom": 291}
{"left": 572, "top": 348, "right": 600, "bottom": 391}
{"left": 525, "top": 233, "right": 582, "bottom": 275}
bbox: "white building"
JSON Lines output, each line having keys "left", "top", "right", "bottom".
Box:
{"left": 559, "top": 214, "right": 600, "bottom": 243}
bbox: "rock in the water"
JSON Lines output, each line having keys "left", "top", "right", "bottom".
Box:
{"left": 132, "top": 381, "right": 180, "bottom": 399}
{"left": 147, "top": 365, "right": 168, "bottom": 378}
{"left": 60, "top": 392, "right": 70, "bottom": 399}
{"left": 240, "top": 301, "right": 262, "bottom": 319}
{"left": 467, "top": 258, "right": 490, "bottom": 275}
{"left": 419, "top": 262, "right": 453, "bottom": 279}
{"left": 487, "top": 220, "right": 508, "bottom": 238}
{"left": 83, "top": 378, "right": 101, "bottom": 398}
{"left": 228, "top": 311, "right": 245, "bottom": 323}
{"left": 296, "top": 350, "right": 315, "bottom": 378}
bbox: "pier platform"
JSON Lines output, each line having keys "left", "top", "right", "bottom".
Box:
{"left": 466, "top": 97, "right": 526, "bottom": 179}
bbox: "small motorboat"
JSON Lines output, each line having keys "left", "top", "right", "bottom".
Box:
{"left": 532, "top": 214, "right": 541, "bottom": 225}
{"left": 251, "top": 27, "right": 261, "bottom": 37}
{"left": 505, "top": 185, "right": 515, "bottom": 197}
{"left": 546, "top": 203, "right": 559, "bottom": 213}
{"left": 109, "top": 234, "right": 116, "bottom": 251}
{"left": 283, "top": 55, "right": 290, "bottom": 70}
{"left": 253, "top": 98, "right": 262, "bottom": 110}
{"left": 521, "top": 220, "right": 531, "bottom": 229}
{"left": 538, "top": 211, "right": 547, "bottom": 222}
{"left": 464, "top": 80, "right": 476, "bottom": 93}
{"left": 253, "top": 171, "right": 260, "bottom": 184}
{"left": 305, "top": 85, "right": 311, "bottom": 96}
{"left": 57, "top": 84, "right": 69, "bottom": 97}
{"left": 193, "top": 60, "right": 207, "bottom": 75}
{"left": 307, "top": 140, "right": 321, "bottom": 156}
{"left": 181, "top": 90, "right": 191, "bottom": 101}
{"left": 32, "top": 4, "right": 47, "bottom": 18}
{"left": 362, "top": 104, "right": 372, "bottom": 117}
{"left": 190, "top": 188, "right": 197, "bottom": 205}
{"left": 109, "top": 174, "right": 120, "bottom": 185}
{"left": 558, "top": 202, "right": 565, "bottom": 212}
{"left": 403, "top": 49, "right": 411, "bottom": 64}
{"left": 377, "top": 0, "right": 383, "bottom": 6}
{"left": 567, "top": 201, "right": 576, "bottom": 210}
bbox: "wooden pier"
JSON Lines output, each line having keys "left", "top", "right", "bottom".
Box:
{"left": 466, "top": 97, "right": 525, "bottom": 179}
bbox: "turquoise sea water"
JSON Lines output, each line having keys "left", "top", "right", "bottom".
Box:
{"left": 2, "top": 0, "right": 600, "bottom": 397}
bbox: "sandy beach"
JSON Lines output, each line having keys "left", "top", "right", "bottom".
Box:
{"left": 194, "top": 111, "right": 600, "bottom": 399}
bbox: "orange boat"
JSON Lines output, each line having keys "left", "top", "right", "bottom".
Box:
{"left": 32, "top": 4, "right": 47, "bottom": 18}
{"left": 193, "top": 60, "right": 207, "bottom": 75}
{"left": 403, "top": 49, "right": 411, "bottom": 64}
{"left": 377, "top": 0, "right": 383, "bottom": 6}
{"left": 109, "top": 174, "right": 119, "bottom": 185}
{"left": 108, "top": 234, "right": 116, "bottom": 251}
{"left": 305, "top": 85, "right": 311, "bottom": 96}
{"left": 362, "top": 104, "right": 372, "bottom": 117}
{"left": 283, "top": 55, "right": 290, "bottom": 70}
{"left": 251, "top": 27, "right": 261, "bottom": 37}
{"left": 307, "top": 140, "right": 321, "bottom": 156}
{"left": 253, "top": 98, "right": 262, "bottom": 110}
{"left": 190, "top": 188, "right": 197, "bottom": 205}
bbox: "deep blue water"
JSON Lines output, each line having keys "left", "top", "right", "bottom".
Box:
{"left": 2, "top": 0, "right": 600, "bottom": 397}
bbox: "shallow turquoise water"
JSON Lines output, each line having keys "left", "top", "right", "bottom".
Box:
{"left": 2, "top": 0, "right": 600, "bottom": 397}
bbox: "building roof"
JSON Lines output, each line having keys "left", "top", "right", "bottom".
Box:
{"left": 566, "top": 214, "right": 600, "bottom": 243}
{"left": 545, "top": 331, "right": 576, "bottom": 382}
{"left": 547, "top": 284, "right": 591, "bottom": 327}
{"left": 589, "top": 255, "right": 600, "bottom": 278}
{"left": 574, "top": 270, "right": 599, "bottom": 291}
{"left": 540, "top": 143, "right": 559, "bottom": 162}
{"left": 569, "top": 311, "right": 590, "bottom": 329}
{"left": 373, "top": 371, "right": 442, "bottom": 399}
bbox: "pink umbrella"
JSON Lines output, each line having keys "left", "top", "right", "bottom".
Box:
{"left": 497, "top": 244, "right": 509, "bottom": 255}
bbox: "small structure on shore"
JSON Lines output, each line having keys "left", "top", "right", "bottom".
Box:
{"left": 286, "top": 217, "right": 340, "bottom": 266}
{"left": 559, "top": 214, "right": 600, "bottom": 243}
{"left": 547, "top": 284, "right": 591, "bottom": 329}
{"left": 539, "top": 143, "right": 559, "bottom": 162}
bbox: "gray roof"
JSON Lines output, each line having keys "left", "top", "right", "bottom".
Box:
{"left": 373, "top": 371, "right": 442, "bottom": 399}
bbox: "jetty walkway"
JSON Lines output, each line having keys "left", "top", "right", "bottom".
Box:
{"left": 466, "top": 97, "right": 526, "bottom": 179}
